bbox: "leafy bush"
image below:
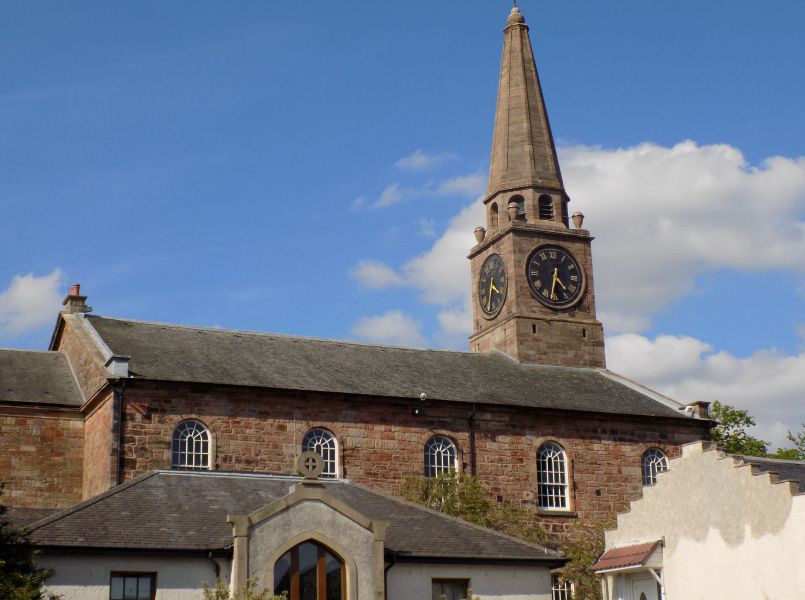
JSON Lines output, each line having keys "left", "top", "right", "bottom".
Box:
{"left": 402, "top": 472, "right": 546, "bottom": 544}
{"left": 0, "top": 500, "right": 58, "bottom": 600}
{"left": 558, "top": 519, "right": 613, "bottom": 600}
{"left": 202, "top": 578, "right": 287, "bottom": 600}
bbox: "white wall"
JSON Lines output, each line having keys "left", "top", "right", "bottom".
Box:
{"left": 386, "top": 562, "right": 553, "bottom": 600}
{"left": 606, "top": 442, "right": 805, "bottom": 600}
{"left": 40, "top": 554, "right": 231, "bottom": 600}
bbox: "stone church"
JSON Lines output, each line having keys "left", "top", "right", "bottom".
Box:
{"left": 1, "top": 7, "right": 712, "bottom": 600}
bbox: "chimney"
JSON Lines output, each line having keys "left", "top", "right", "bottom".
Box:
{"left": 62, "top": 283, "right": 92, "bottom": 314}
{"left": 684, "top": 400, "right": 711, "bottom": 419}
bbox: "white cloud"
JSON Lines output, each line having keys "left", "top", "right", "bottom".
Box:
{"left": 560, "top": 141, "right": 805, "bottom": 332}
{"left": 350, "top": 261, "right": 403, "bottom": 289}
{"left": 359, "top": 171, "right": 485, "bottom": 210}
{"left": 0, "top": 269, "right": 64, "bottom": 339}
{"left": 607, "top": 332, "right": 805, "bottom": 450}
{"left": 434, "top": 301, "right": 473, "bottom": 349}
{"left": 395, "top": 149, "right": 457, "bottom": 170}
{"left": 374, "top": 183, "right": 405, "bottom": 208}
{"left": 417, "top": 218, "right": 436, "bottom": 237}
{"left": 350, "top": 201, "right": 482, "bottom": 346}
{"left": 436, "top": 173, "right": 486, "bottom": 197}
{"left": 351, "top": 310, "right": 426, "bottom": 347}
{"left": 401, "top": 201, "right": 483, "bottom": 305}
{"left": 351, "top": 196, "right": 368, "bottom": 210}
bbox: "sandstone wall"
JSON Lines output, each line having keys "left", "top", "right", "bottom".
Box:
{"left": 0, "top": 408, "right": 83, "bottom": 508}
{"left": 119, "top": 381, "right": 706, "bottom": 538}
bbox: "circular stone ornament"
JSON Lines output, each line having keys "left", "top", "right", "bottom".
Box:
{"left": 296, "top": 451, "right": 325, "bottom": 479}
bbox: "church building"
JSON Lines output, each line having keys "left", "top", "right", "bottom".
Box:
{"left": 1, "top": 7, "right": 712, "bottom": 600}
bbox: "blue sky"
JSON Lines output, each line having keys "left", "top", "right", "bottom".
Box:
{"left": 1, "top": 1, "right": 804, "bottom": 447}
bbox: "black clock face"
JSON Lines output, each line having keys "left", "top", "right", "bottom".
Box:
{"left": 526, "top": 245, "right": 585, "bottom": 309}
{"left": 478, "top": 254, "right": 507, "bottom": 317}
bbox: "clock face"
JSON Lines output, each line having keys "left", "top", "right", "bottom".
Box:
{"left": 478, "top": 254, "right": 507, "bottom": 317}
{"left": 526, "top": 245, "right": 585, "bottom": 309}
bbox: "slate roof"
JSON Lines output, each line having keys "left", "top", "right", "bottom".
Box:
{"left": 4, "top": 507, "right": 60, "bottom": 529}
{"left": 592, "top": 540, "right": 661, "bottom": 572}
{"left": 0, "top": 349, "right": 82, "bottom": 407}
{"left": 85, "top": 315, "right": 692, "bottom": 420}
{"left": 28, "top": 470, "right": 562, "bottom": 563}
{"left": 739, "top": 455, "right": 805, "bottom": 495}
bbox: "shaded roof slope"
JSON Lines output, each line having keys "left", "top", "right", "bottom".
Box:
{"left": 29, "top": 471, "right": 561, "bottom": 562}
{"left": 0, "top": 349, "right": 82, "bottom": 407}
{"left": 739, "top": 455, "right": 805, "bottom": 495}
{"left": 5, "top": 507, "right": 60, "bottom": 529}
{"left": 86, "top": 315, "right": 691, "bottom": 420}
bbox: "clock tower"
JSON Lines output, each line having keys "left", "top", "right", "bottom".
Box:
{"left": 469, "top": 6, "right": 605, "bottom": 368}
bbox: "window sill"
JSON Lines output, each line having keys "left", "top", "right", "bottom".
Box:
{"left": 537, "top": 510, "right": 578, "bottom": 518}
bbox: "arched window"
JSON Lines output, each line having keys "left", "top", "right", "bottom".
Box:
{"left": 511, "top": 194, "right": 527, "bottom": 221}
{"left": 537, "top": 442, "right": 568, "bottom": 509}
{"left": 424, "top": 435, "right": 458, "bottom": 477}
{"left": 538, "top": 194, "right": 554, "bottom": 220}
{"left": 274, "top": 540, "right": 345, "bottom": 600}
{"left": 171, "top": 420, "right": 210, "bottom": 470}
{"left": 641, "top": 448, "right": 669, "bottom": 486}
{"left": 302, "top": 429, "right": 339, "bottom": 478}
{"left": 490, "top": 202, "right": 499, "bottom": 228}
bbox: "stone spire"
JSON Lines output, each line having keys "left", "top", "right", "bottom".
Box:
{"left": 487, "top": 6, "right": 564, "bottom": 199}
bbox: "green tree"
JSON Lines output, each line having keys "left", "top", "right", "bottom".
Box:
{"left": 0, "top": 502, "right": 58, "bottom": 600}
{"left": 708, "top": 400, "right": 769, "bottom": 456}
{"left": 558, "top": 519, "right": 613, "bottom": 600}
{"left": 202, "top": 578, "right": 286, "bottom": 600}
{"left": 401, "top": 472, "right": 545, "bottom": 544}
{"left": 772, "top": 424, "right": 805, "bottom": 460}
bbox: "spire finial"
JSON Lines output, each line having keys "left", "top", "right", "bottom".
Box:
{"left": 508, "top": 4, "right": 525, "bottom": 24}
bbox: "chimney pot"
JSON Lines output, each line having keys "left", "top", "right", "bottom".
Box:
{"left": 61, "top": 283, "right": 91, "bottom": 314}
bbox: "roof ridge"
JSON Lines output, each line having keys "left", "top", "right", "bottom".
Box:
{"left": 28, "top": 471, "right": 159, "bottom": 531}
{"left": 0, "top": 347, "right": 62, "bottom": 354}
{"left": 739, "top": 455, "right": 805, "bottom": 465}
{"left": 346, "top": 480, "right": 562, "bottom": 558}
{"left": 597, "top": 369, "right": 689, "bottom": 412}
{"left": 55, "top": 350, "right": 86, "bottom": 407}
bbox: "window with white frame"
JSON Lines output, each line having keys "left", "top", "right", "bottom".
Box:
{"left": 537, "top": 442, "right": 568, "bottom": 509}
{"left": 171, "top": 420, "right": 210, "bottom": 470}
{"left": 424, "top": 435, "right": 458, "bottom": 477}
{"left": 302, "top": 428, "right": 339, "bottom": 478}
{"left": 551, "top": 575, "right": 573, "bottom": 600}
{"left": 641, "top": 448, "right": 669, "bottom": 486}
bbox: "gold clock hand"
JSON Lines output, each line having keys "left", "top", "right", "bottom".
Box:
{"left": 490, "top": 282, "right": 501, "bottom": 294}
{"left": 550, "top": 268, "right": 559, "bottom": 301}
{"left": 486, "top": 278, "right": 494, "bottom": 311}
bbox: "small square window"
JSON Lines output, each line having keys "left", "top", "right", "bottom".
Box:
{"left": 110, "top": 573, "right": 155, "bottom": 600}
{"left": 432, "top": 579, "right": 469, "bottom": 600}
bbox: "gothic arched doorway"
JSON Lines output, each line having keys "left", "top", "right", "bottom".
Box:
{"left": 274, "top": 540, "right": 346, "bottom": 600}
